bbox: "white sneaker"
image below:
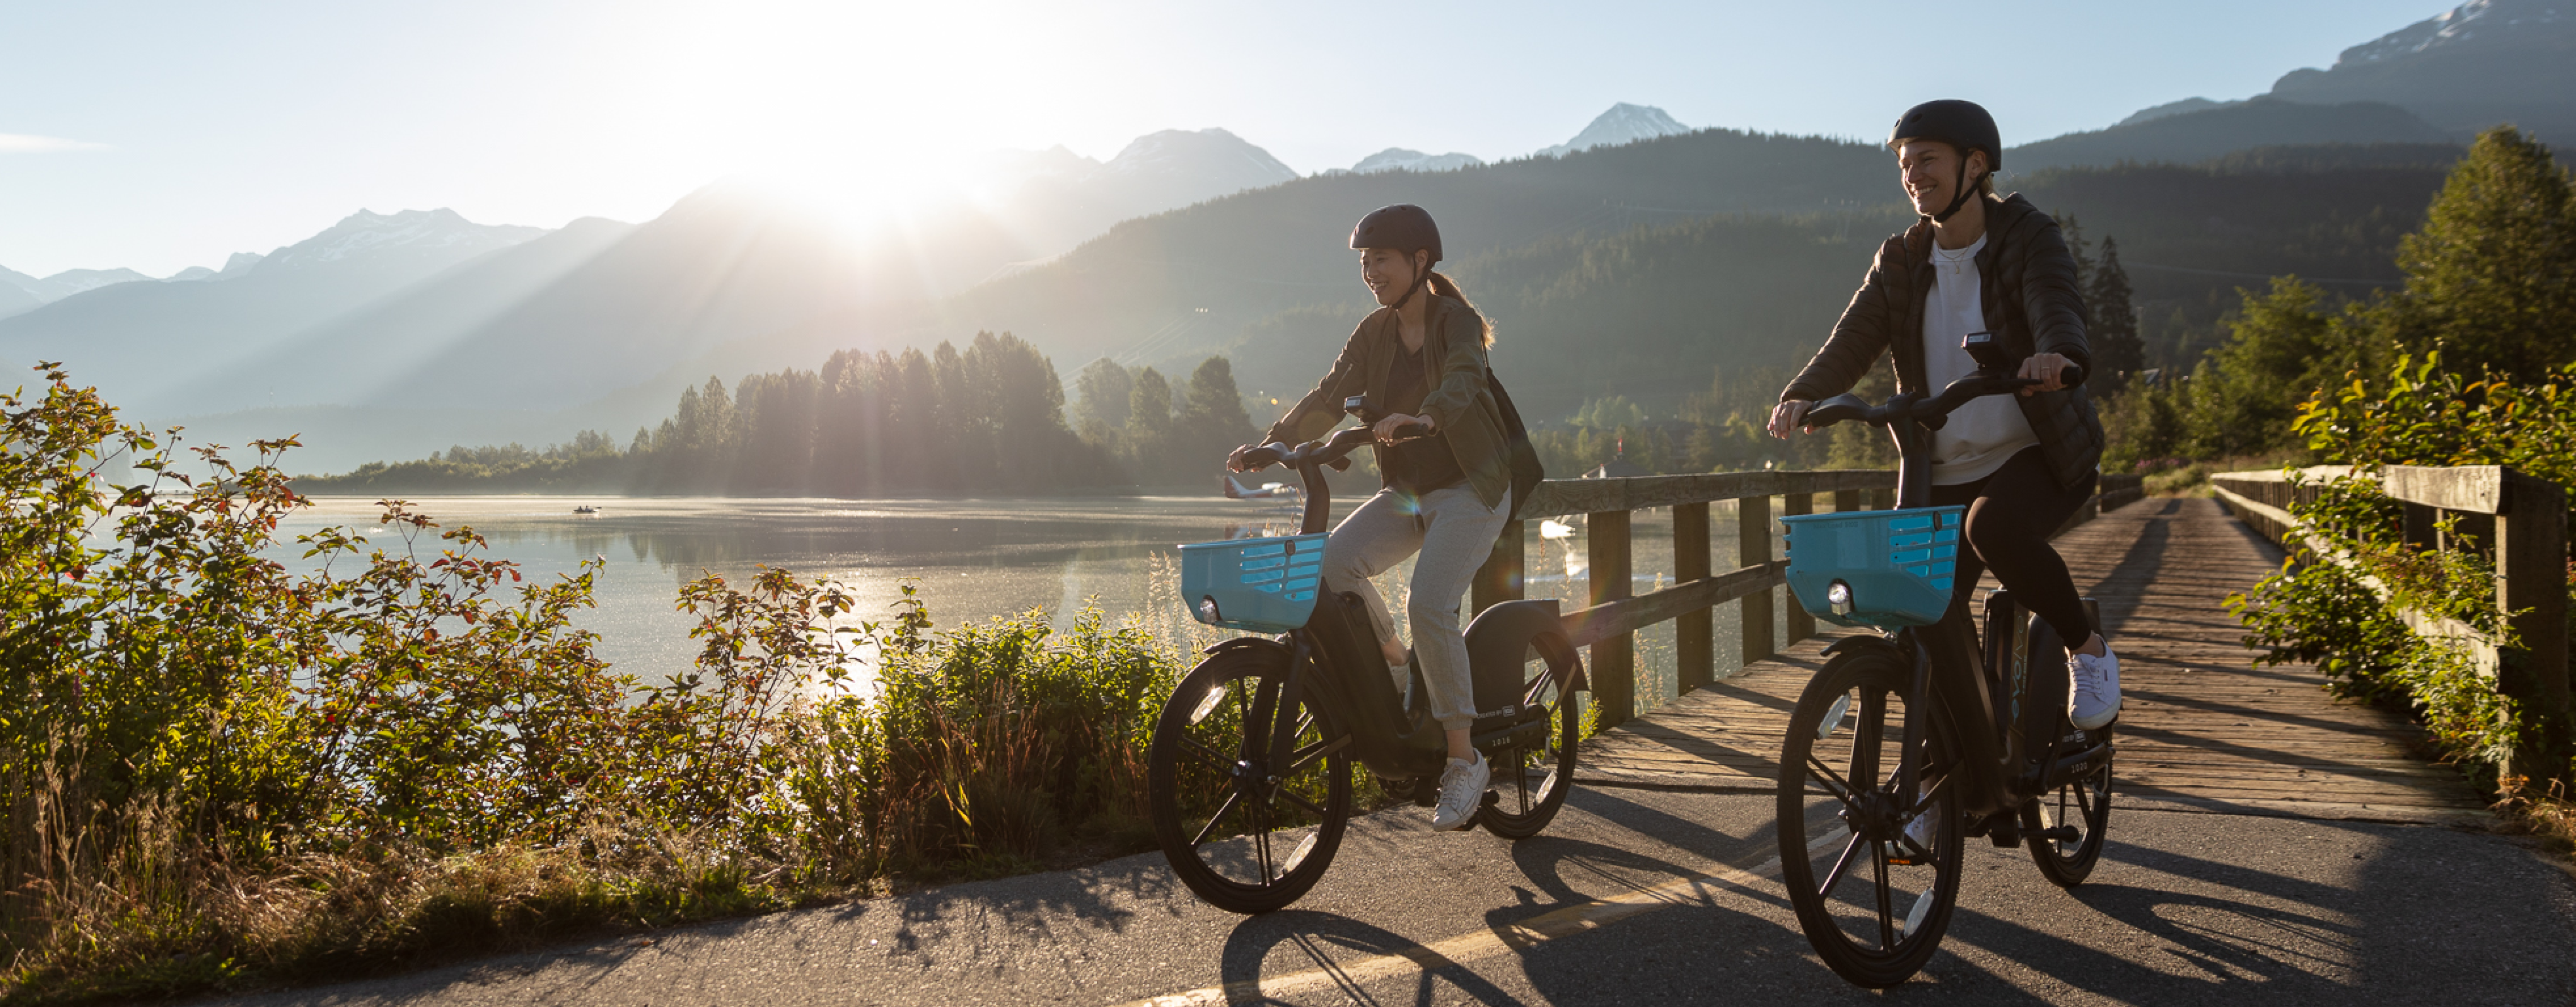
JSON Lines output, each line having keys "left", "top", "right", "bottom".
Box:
{"left": 1431, "top": 752, "right": 1489, "bottom": 831}
{"left": 2071, "top": 645, "right": 2122, "bottom": 730}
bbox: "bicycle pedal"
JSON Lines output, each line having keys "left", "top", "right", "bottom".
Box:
{"left": 2032, "top": 826, "right": 2081, "bottom": 842}
{"left": 1987, "top": 825, "right": 2023, "bottom": 848}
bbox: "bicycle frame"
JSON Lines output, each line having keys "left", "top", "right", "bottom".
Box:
{"left": 1233, "top": 424, "right": 1569, "bottom": 785}
{"left": 1829, "top": 355, "right": 2106, "bottom": 825}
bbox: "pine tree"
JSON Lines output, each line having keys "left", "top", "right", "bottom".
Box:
{"left": 1125, "top": 367, "right": 1175, "bottom": 481}
{"left": 1178, "top": 356, "right": 1257, "bottom": 467}
{"left": 2089, "top": 237, "right": 2144, "bottom": 380}
{"left": 1072, "top": 358, "right": 1133, "bottom": 438}
{"left": 2377, "top": 126, "right": 2576, "bottom": 376}
{"left": 2058, "top": 213, "right": 2097, "bottom": 330}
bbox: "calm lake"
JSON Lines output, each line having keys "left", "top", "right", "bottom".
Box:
{"left": 282, "top": 495, "right": 1787, "bottom": 701}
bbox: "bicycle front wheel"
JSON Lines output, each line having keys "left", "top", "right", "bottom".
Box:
{"left": 1775, "top": 646, "right": 1964, "bottom": 988}
{"left": 1148, "top": 645, "right": 1352, "bottom": 914}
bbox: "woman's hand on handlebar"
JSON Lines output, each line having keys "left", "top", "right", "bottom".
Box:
{"left": 2019, "top": 353, "right": 2075, "bottom": 396}
{"left": 1372, "top": 412, "right": 1432, "bottom": 443}
{"left": 1767, "top": 400, "right": 1810, "bottom": 440}
{"left": 1227, "top": 444, "right": 1262, "bottom": 472}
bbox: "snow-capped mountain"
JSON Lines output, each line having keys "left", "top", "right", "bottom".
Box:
{"left": 2335, "top": 0, "right": 2567, "bottom": 65}
{"left": 1349, "top": 148, "right": 1484, "bottom": 174}
{"left": 2263, "top": 0, "right": 2575, "bottom": 140}
{"left": 1537, "top": 103, "right": 1691, "bottom": 158}
{"left": 256, "top": 209, "right": 544, "bottom": 273}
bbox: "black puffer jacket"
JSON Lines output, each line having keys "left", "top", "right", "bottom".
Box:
{"left": 1781, "top": 193, "right": 2105, "bottom": 490}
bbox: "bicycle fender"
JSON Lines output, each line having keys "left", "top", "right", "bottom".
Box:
{"left": 1822, "top": 633, "right": 1904, "bottom": 663}
{"left": 1464, "top": 599, "right": 1584, "bottom": 702}
{"left": 1202, "top": 636, "right": 1293, "bottom": 661}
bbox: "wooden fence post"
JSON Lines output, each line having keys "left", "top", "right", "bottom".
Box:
{"left": 1589, "top": 510, "right": 1634, "bottom": 728}
{"left": 2499, "top": 472, "right": 2571, "bottom": 779}
{"left": 1675, "top": 502, "right": 1713, "bottom": 693}
{"left": 1472, "top": 519, "right": 1525, "bottom": 616}
{"left": 1782, "top": 492, "right": 1815, "bottom": 644}
{"left": 1740, "top": 495, "right": 1775, "bottom": 667}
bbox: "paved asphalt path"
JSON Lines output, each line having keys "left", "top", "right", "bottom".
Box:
{"left": 206, "top": 787, "right": 2576, "bottom": 1006}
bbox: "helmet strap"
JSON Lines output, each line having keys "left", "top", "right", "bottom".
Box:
{"left": 1391, "top": 253, "right": 1431, "bottom": 312}
{"left": 1931, "top": 156, "right": 1979, "bottom": 224}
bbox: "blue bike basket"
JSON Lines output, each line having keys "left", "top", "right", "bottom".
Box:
{"left": 1779, "top": 506, "right": 1964, "bottom": 629}
{"left": 1177, "top": 532, "right": 1327, "bottom": 633}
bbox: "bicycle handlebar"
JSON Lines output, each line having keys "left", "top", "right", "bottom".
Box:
{"left": 1236, "top": 422, "right": 1432, "bottom": 473}
{"left": 1802, "top": 367, "right": 2080, "bottom": 431}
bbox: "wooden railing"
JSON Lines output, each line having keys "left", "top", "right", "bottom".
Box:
{"left": 1471, "top": 466, "right": 2144, "bottom": 730}
{"left": 2212, "top": 465, "right": 2570, "bottom": 780}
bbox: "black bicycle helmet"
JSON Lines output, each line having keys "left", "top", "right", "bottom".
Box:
{"left": 1887, "top": 99, "right": 2001, "bottom": 224}
{"left": 1349, "top": 204, "right": 1441, "bottom": 310}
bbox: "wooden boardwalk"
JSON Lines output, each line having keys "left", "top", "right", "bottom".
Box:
{"left": 1575, "top": 496, "right": 2491, "bottom": 824}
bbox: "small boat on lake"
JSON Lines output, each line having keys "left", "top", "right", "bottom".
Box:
{"left": 572, "top": 505, "right": 598, "bottom": 515}
{"left": 1221, "top": 474, "right": 1299, "bottom": 500}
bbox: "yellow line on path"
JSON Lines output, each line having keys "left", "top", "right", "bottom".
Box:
{"left": 1116, "top": 829, "right": 1844, "bottom": 1007}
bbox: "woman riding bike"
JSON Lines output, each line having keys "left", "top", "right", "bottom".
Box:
{"left": 1231, "top": 204, "right": 1517, "bottom": 832}
{"left": 1767, "top": 100, "right": 2123, "bottom": 787}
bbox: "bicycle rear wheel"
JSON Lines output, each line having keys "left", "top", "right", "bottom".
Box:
{"left": 1775, "top": 646, "right": 1963, "bottom": 988}
{"left": 2025, "top": 749, "right": 2112, "bottom": 886}
{"left": 2020, "top": 619, "right": 2112, "bottom": 887}
{"left": 1148, "top": 646, "right": 1352, "bottom": 914}
{"left": 1477, "top": 632, "right": 1582, "bottom": 839}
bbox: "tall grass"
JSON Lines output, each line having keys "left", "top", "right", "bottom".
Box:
{"left": 0, "top": 365, "right": 1196, "bottom": 1002}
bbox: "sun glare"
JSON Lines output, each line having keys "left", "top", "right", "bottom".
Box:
{"left": 598, "top": 0, "right": 1117, "bottom": 243}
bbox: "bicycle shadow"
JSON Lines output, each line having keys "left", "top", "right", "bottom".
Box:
{"left": 1213, "top": 910, "right": 1525, "bottom": 1006}
{"left": 1203, "top": 797, "right": 1761, "bottom": 1005}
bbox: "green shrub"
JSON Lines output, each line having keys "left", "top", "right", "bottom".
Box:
{"left": 0, "top": 363, "right": 1200, "bottom": 1001}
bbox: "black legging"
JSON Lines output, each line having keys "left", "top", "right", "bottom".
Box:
{"left": 1930, "top": 446, "right": 2097, "bottom": 646}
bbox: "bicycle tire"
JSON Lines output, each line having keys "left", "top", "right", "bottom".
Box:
{"left": 2021, "top": 620, "right": 2112, "bottom": 887}
{"left": 1775, "top": 646, "right": 1964, "bottom": 988}
{"left": 1148, "top": 646, "right": 1352, "bottom": 914}
{"left": 1477, "top": 633, "right": 1583, "bottom": 839}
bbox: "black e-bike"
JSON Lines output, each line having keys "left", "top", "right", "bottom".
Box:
{"left": 1147, "top": 405, "right": 1586, "bottom": 913}
{"left": 1772, "top": 333, "right": 2115, "bottom": 986}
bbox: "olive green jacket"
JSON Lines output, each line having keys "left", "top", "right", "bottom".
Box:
{"left": 1263, "top": 296, "right": 1515, "bottom": 512}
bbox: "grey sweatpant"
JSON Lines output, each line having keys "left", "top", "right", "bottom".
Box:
{"left": 1321, "top": 484, "right": 1510, "bottom": 731}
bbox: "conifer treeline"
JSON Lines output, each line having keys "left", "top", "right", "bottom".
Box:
{"left": 305, "top": 331, "right": 1256, "bottom": 495}
{"left": 637, "top": 331, "right": 1111, "bottom": 494}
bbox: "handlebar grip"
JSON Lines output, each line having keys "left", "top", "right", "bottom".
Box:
{"left": 1803, "top": 393, "right": 1871, "bottom": 429}
{"left": 2058, "top": 364, "right": 2086, "bottom": 387}
{"left": 1239, "top": 444, "right": 1287, "bottom": 470}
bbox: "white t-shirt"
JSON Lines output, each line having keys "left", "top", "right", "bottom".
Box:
{"left": 1923, "top": 235, "right": 2038, "bottom": 484}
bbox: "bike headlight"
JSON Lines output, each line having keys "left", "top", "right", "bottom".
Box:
{"left": 1198, "top": 596, "right": 1221, "bottom": 624}
{"left": 1827, "top": 580, "right": 1855, "bottom": 616}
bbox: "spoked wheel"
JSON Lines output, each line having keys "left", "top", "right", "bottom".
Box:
{"left": 1148, "top": 646, "right": 1352, "bottom": 914}
{"left": 2019, "top": 619, "right": 2112, "bottom": 887}
{"left": 2025, "top": 742, "right": 2112, "bottom": 887}
{"left": 1478, "top": 634, "right": 1583, "bottom": 839}
{"left": 1776, "top": 647, "right": 1964, "bottom": 988}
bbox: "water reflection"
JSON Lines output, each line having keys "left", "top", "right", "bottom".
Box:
{"left": 277, "top": 496, "right": 1313, "bottom": 684}
{"left": 276, "top": 495, "right": 1787, "bottom": 712}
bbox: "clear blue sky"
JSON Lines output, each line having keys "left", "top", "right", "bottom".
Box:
{"left": 0, "top": 0, "right": 2446, "bottom": 277}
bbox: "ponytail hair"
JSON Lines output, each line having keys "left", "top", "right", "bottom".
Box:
{"left": 1426, "top": 271, "right": 1494, "bottom": 347}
